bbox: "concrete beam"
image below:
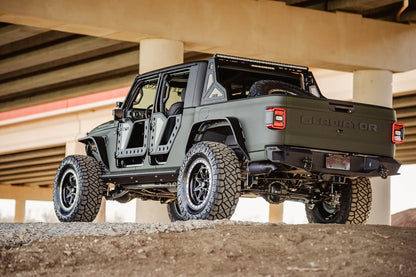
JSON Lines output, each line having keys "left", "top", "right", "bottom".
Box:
{"left": 396, "top": 107, "right": 416, "bottom": 118}
{"left": 403, "top": 126, "right": 416, "bottom": 135}
{"left": 393, "top": 92, "right": 416, "bottom": 108}
{"left": 0, "top": 29, "right": 73, "bottom": 58}
{"left": 398, "top": 117, "right": 416, "bottom": 127}
{"left": 0, "top": 163, "right": 58, "bottom": 177}
{"left": 328, "top": 0, "right": 401, "bottom": 13}
{"left": 0, "top": 49, "right": 139, "bottom": 98}
{"left": 0, "top": 155, "right": 64, "bottom": 170}
{"left": 0, "top": 75, "right": 133, "bottom": 112}
{"left": 0, "top": 146, "right": 64, "bottom": 163}
{"left": 397, "top": 142, "right": 416, "bottom": 150}
{"left": 0, "top": 24, "right": 48, "bottom": 46}
{"left": 0, "top": 185, "right": 53, "bottom": 201}
{"left": 0, "top": 37, "right": 136, "bottom": 81}
{"left": 0, "top": 169, "right": 56, "bottom": 183}
{"left": 0, "top": 0, "right": 415, "bottom": 72}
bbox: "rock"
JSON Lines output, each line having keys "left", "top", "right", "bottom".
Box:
{"left": 391, "top": 208, "right": 416, "bottom": 227}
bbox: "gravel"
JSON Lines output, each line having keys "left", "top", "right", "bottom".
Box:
{"left": 0, "top": 220, "right": 279, "bottom": 249}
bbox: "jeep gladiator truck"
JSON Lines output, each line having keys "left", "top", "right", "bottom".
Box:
{"left": 53, "top": 54, "right": 403, "bottom": 224}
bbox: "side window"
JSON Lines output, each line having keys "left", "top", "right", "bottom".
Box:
{"left": 157, "top": 71, "right": 189, "bottom": 114}
{"left": 132, "top": 80, "right": 158, "bottom": 110}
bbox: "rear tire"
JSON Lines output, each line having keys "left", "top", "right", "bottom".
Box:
{"left": 177, "top": 142, "right": 241, "bottom": 220}
{"left": 53, "top": 155, "right": 105, "bottom": 222}
{"left": 167, "top": 201, "right": 185, "bottom": 222}
{"left": 305, "top": 177, "right": 372, "bottom": 224}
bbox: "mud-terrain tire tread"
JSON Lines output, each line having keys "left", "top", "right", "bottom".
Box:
{"left": 53, "top": 155, "right": 105, "bottom": 222}
{"left": 345, "top": 177, "right": 372, "bottom": 224}
{"left": 248, "top": 80, "right": 309, "bottom": 98}
{"left": 167, "top": 201, "right": 186, "bottom": 222}
{"left": 305, "top": 177, "right": 372, "bottom": 224}
{"left": 177, "top": 141, "right": 241, "bottom": 220}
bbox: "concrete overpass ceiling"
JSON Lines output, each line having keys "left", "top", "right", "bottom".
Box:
{"left": 281, "top": 0, "right": 415, "bottom": 23}
{"left": 0, "top": 23, "right": 139, "bottom": 112}
{"left": 0, "top": 23, "right": 210, "bottom": 113}
{"left": 0, "top": 146, "right": 65, "bottom": 187}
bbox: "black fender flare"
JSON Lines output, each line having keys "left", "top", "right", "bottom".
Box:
{"left": 186, "top": 117, "right": 249, "bottom": 161}
{"left": 78, "top": 136, "right": 109, "bottom": 170}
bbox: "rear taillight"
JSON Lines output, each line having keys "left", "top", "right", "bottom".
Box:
{"left": 265, "top": 108, "right": 286, "bottom": 130}
{"left": 392, "top": 123, "right": 404, "bottom": 144}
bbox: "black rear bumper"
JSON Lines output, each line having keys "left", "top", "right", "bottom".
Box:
{"left": 262, "top": 146, "right": 401, "bottom": 178}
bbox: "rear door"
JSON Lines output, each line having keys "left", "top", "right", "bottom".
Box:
{"left": 149, "top": 70, "right": 190, "bottom": 165}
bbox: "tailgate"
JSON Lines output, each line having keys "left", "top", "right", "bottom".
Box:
{"left": 284, "top": 97, "right": 396, "bottom": 157}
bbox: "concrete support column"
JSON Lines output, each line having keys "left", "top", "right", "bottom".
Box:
{"left": 353, "top": 70, "right": 393, "bottom": 225}
{"left": 15, "top": 199, "right": 26, "bottom": 223}
{"left": 136, "top": 38, "right": 183, "bottom": 223}
{"left": 139, "top": 39, "right": 184, "bottom": 74}
{"left": 65, "top": 140, "right": 85, "bottom": 156}
{"left": 94, "top": 198, "right": 106, "bottom": 223}
{"left": 269, "top": 204, "right": 284, "bottom": 223}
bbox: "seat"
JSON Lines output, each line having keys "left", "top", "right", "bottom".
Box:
{"left": 166, "top": 101, "right": 184, "bottom": 117}
{"left": 166, "top": 87, "right": 186, "bottom": 117}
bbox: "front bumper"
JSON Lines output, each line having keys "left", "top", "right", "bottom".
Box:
{"left": 265, "top": 146, "right": 401, "bottom": 178}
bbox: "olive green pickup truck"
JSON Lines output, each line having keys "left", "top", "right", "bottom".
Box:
{"left": 53, "top": 54, "right": 403, "bottom": 224}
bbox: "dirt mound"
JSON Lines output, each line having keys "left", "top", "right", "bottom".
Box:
{"left": 1, "top": 222, "right": 415, "bottom": 276}
{"left": 392, "top": 209, "right": 416, "bottom": 227}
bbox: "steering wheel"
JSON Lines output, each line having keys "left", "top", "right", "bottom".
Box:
{"left": 144, "top": 104, "right": 153, "bottom": 119}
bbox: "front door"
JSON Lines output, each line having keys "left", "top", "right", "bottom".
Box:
{"left": 115, "top": 77, "right": 158, "bottom": 167}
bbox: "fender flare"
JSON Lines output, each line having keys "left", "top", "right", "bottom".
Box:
{"left": 186, "top": 117, "right": 249, "bottom": 161}
{"left": 78, "top": 136, "right": 109, "bottom": 169}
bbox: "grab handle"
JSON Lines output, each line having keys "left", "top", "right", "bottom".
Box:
{"left": 328, "top": 102, "right": 355, "bottom": 114}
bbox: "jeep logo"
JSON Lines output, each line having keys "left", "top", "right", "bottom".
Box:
{"left": 301, "top": 115, "right": 378, "bottom": 132}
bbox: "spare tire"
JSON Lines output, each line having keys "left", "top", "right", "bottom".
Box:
{"left": 248, "top": 80, "right": 309, "bottom": 97}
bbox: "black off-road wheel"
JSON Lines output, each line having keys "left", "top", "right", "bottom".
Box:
{"left": 53, "top": 155, "right": 105, "bottom": 222}
{"left": 305, "top": 177, "right": 372, "bottom": 224}
{"left": 248, "top": 80, "right": 309, "bottom": 97}
{"left": 177, "top": 141, "right": 241, "bottom": 220}
{"left": 167, "top": 201, "right": 186, "bottom": 222}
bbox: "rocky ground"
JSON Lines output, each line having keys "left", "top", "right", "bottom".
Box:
{"left": 1, "top": 220, "right": 415, "bottom": 276}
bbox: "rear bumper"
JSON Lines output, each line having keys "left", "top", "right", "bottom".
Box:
{"left": 264, "top": 146, "right": 401, "bottom": 178}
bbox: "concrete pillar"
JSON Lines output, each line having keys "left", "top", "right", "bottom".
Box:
{"left": 15, "top": 199, "right": 25, "bottom": 223}
{"left": 353, "top": 70, "right": 393, "bottom": 225}
{"left": 136, "top": 38, "right": 183, "bottom": 223}
{"left": 269, "top": 204, "right": 284, "bottom": 223}
{"left": 65, "top": 140, "right": 85, "bottom": 156}
{"left": 136, "top": 201, "right": 170, "bottom": 223}
{"left": 94, "top": 198, "right": 106, "bottom": 223}
{"left": 139, "top": 39, "right": 184, "bottom": 74}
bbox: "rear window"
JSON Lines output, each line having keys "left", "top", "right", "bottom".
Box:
{"left": 216, "top": 67, "right": 306, "bottom": 100}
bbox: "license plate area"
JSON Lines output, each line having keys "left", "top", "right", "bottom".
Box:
{"left": 326, "top": 155, "right": 350, "bottom": 170}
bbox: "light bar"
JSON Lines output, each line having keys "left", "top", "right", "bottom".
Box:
{"left": 215, "top": 54, "right": 308, "bottom": 71}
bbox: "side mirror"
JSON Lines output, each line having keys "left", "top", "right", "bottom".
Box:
{"left": 113, "top": 108, "right": 123, "bottom": 120}
{"left": 116, "top": 101, "right": 123, "bottom": 108}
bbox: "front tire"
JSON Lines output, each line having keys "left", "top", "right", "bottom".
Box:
{"left": 167, "top": 201, "right": 186, "bottom": 222}
{"left": 177, "top": 142, "right": 241, "bottom": 220}
{"left": 53, "top": 155, "right": 105, "bottom": 222}
{"left": 305, "top": 177, "right": 372, "bottom": 224}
